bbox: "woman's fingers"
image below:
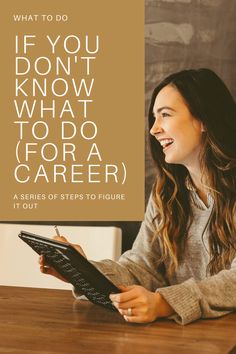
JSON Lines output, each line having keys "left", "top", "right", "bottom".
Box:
{"left": 38, "top": 254, "right": 47, "bottom": 267}
{"left": 38, "top": 255, "right": 68, "bottom": 282}
{"left": 53, "top": 235, "right": 69, "bottom": 243}
{"left": 39, "top": 255, "right": 53, "bottom": 274}
{"left": 110, "top": 285, "right": 162, "bottom": 323}
{"left": 110, "top": 285, "right": 142, "bottom": 305}
{"left": 38, "top": 235, "right": 86, "bottom": 281}
{"left": 52, "top": 235, "right": 87, "bottom": 258}
{"left": 113, "top": 298, "right": 142, "bottom": 310}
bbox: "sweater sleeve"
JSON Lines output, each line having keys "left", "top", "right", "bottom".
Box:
{"left": 157, "top": 257, "right": 236, "bottom": 325}
{"left": 73, "top": 195, "right": 167, "bottom": 298}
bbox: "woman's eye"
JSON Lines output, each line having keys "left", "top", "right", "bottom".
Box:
{"left": 161, "top": 112, "right": 171, "bottom": 118}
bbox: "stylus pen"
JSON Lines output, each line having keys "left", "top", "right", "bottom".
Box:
{"left": 54, "top": 225, "right": 61, "bottom": 237}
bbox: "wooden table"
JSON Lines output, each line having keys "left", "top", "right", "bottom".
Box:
{"left": 0, "top": 286, "right": 235, "bottom": 354}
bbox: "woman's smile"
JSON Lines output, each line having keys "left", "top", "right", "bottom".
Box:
{"left": 150, "top": 84, "right": 204, "bottom": 171}
{"left": 157, "top": 138, "right": 174, "bottom": 151}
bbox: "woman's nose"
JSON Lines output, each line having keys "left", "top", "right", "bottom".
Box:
{"left": 150, "top": 117, "right": 163, "bottom": 136}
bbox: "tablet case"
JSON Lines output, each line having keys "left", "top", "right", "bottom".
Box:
{"left": 18, "top": 231, "right": 120, "bottom": 311}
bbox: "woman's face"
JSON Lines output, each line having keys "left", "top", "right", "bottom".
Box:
{"left": 150, "top": 84, "right": 204, "bottom": 170}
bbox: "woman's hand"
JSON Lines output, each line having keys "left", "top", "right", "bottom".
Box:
{"left": 110, "top": 285, "right": 174, "bottom": 323}
{"left": 38, "top": 235, "right": 87, "bottom": 282}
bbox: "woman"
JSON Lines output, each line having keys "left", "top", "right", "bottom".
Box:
{"left": 40, "top": 68, "right": 236, "bottom": 325}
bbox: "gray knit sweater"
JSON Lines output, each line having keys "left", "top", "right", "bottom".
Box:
{"left": 75, "top": 189, "right": 236, "bottom": 325}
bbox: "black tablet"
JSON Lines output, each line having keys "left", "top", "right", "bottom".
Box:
{"left": 18, "top": 231, "right": 120, "bottom": 311}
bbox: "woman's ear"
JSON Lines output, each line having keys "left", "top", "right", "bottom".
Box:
{"left": 201, "top": 123, "right": 206, "bottom": 132}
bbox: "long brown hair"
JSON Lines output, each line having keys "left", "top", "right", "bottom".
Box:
{"left": 148, "top": 68, "right": 236, "bottom": 275}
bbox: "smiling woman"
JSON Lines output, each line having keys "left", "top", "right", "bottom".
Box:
{"left": 39, "top": 68, "right": 236, "bottom": 325}
{"left": 148, "top": 69, "right": 236, "bottom": 275}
